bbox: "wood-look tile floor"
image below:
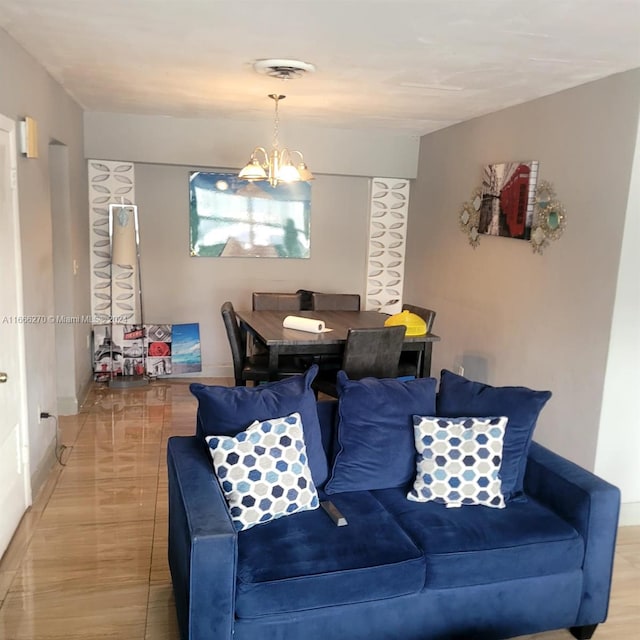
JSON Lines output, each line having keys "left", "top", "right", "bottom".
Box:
{"left": 0, "top": 379, "right": 638, "bottom": 639}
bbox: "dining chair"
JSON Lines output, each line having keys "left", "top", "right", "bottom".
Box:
{"left": 397, "top": 303, "right": 437, "bottom": 378}
{"left": 296, "top": 289, "right": 315, "bottom": 311}
{"left": 312, "top": 325, "right": 406, "bottom": 398}
{"left": 221, "top": 301, "right": 306, "bottom": 386}
{"left": 311, "top": 292, "right": 361, "bottom": 311}
{"left": 402, "top": 304, "right": 436, "bottom": 332}
{"left": 252, "top": 292, "right": 302, "bottom": 311}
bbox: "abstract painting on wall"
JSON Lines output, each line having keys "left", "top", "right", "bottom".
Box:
{"left": 479, "top": 161, "right": 539, "bottom": 240}
{"left": 189, "top": 172, "right": 311, "bottom": 258}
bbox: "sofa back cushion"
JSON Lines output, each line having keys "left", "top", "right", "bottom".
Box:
{"left": 436, "top": 369, "right": 551, "bottom": 502}
{"left": 190, "top": 365, "right": 328, "bottom": 487}
{"left": 324, "top": 372, "right": 437, "bottom": 494}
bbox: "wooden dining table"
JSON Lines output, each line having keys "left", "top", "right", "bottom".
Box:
{"left": 236, "top": 309, "right": 441, "bottom": 379}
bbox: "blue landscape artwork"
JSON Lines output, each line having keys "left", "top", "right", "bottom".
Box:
{"left": 171, "top": 323, "right": 202, "bottom": 374}
{"left": 189, "top": 172, "right": 311, "bottom": 258}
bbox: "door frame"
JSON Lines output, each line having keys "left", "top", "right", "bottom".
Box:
{"left": 0, "top": 112, "right": 32, "bottom": 510}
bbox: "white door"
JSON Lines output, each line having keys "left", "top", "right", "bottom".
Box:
{"left": 0, "top": 114, "right": 31, "bottom": 558}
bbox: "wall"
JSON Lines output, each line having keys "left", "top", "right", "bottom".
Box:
{"left": 596, "top": 103, "right": 640, "bottom": 521}
{"left": 84, "top": 111, "right": 420, "bottom": 179}
{"left": 0, "top": 29, "right": 89, "bottom": 492}
{"left": 404, "top": 70, "right": 640, "bottom": 507}
{"left": 134, "top": 163, "right": 371, "bottom": 375}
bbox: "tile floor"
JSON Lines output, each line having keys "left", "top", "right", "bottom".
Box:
{"left": 0, "top": 379, "right": 638, "bottom": 639}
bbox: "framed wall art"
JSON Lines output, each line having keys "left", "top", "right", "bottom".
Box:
{"left": 478, "top": 161, "right": 538, "bottom": 240}
{"left": 189, "top": 172, "right": 311, "bottom": 258}
{"left": 459, "top": 169, "right": 567, "bottom": 254}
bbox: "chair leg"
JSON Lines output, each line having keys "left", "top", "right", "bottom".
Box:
{"left": 570, "top": 624, "right": 598, "bottom": 639}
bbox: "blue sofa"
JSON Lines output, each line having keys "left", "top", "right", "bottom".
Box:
{"left": 167, "top": 372, "right": 620, "bottom": 640}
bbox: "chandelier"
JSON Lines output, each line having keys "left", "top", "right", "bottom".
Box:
{"left": 238, "top": 93, "right": 313, "bottom": 188}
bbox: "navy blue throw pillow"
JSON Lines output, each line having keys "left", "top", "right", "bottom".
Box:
{"left": 190, "top": 365, "right": 328, "bottom": 487}
{"left": 324, "top": 372, "right": 437, "bottom": 494}
{"left": 436, "top": 369, "right": 552, "bottom": 502}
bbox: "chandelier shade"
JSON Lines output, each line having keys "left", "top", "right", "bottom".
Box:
{"left": 238, "top": 94, "right": 313, "bottom": 188}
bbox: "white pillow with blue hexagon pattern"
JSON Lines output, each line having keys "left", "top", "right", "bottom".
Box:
{"left": 205, "top": 412, "right": 319, "bottom": 531}
{"left": 408, "top": 416, "right": 508, "bottom": 509}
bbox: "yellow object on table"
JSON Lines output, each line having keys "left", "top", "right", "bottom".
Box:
{"left": 384, "top": 310, "right": 427, "bottom": 336}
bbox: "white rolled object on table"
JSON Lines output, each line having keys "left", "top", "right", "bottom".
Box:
{"left": 283, "top": 315, "right": 326, "bottom": 333}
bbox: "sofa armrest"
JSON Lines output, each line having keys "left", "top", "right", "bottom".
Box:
{"left": 167, "top": 436, "right": 237, "bottom": 640}
{"left": 524, "top": 441, "right": 621, "bottom": 627}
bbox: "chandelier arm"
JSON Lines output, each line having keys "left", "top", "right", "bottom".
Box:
{"left": 285, "top": 149, "right": 305, "bottom": 163}
{"left": 251, "top": 146, "right": 270, "bottom": 167}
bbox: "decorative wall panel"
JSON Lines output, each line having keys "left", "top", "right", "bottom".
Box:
{"left": 88, "top": 160, "right": 135, "bottom": 322}
{"left": 364, "top": 178, "right": 410, "bottom": 315}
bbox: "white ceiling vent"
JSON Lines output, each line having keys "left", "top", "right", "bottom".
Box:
{"left": 253, "top": 59, "right": 316, "bottom": 79}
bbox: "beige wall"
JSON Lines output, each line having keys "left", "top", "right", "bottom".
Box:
{"left": 84, "top": 111, "right": 421, "bottom": 179}
{"left": 404, "top": 70, "right": 640, "bottom": 501}
{"left": 134, "top": 163, "right": 371, "bottom": 375}
{"left": 596, "top": 106, "right": 640, "bottom": 519}
{"left": 0, "top": 29, "right": 90, "bottom": 490}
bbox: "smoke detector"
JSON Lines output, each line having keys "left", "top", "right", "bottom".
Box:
{"left": 253, "top": 58, "right": 316, "bottom": 79}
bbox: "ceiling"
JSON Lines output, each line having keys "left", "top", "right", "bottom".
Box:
{"left": 1, "top": 0, "right": 639, "bottom": 135}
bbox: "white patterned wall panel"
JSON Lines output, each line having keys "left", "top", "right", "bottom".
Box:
{"left": 88, "top": 160, "right": 136, "bottom": 322}
{"left": 365, "top": 178, "right": 410, "bottom": 315}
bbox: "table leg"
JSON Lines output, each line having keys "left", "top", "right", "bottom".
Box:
{"left": 268, "top": 346, "right": 280, "bottom": 380}
{"left": 420, "top": 343, "right": 433, "bottom": 378}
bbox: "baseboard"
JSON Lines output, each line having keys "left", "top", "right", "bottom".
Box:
{"left": 29, "top": 438, "right": 57, "bottom": 503}
{"left": 619, "top": 502, "right": 640, "bottom": 526}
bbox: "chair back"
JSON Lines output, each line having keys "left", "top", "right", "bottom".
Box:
{"left": 252, "top": 292, "right": 302, "bottom": 311}
{"left": 221, "top": 301, "right": 245, "bottom": 380}
{"left": 296, "top": 289, "right": 315, "bottom": 311}
{"left": 311, "top": 292, "right": 361, "bottom": 311}
{"left": 402, "top": 304, "right": 436, "bottom": 333}
{"left": 342, "top": 326, "right": 406, "bottom": 380}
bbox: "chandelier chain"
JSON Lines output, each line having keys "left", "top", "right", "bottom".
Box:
{"left": 272, "top": 97, "right": 280, "bottom": 150}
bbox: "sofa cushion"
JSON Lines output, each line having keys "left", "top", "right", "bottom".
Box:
{"left": 408, "top": 416, "right": 507, "bottom": 509}
{"left": 190, "top": 365, "right": 328, "bottom": 486}
{"left": 437, "top": 369, "right": 552, "bottom": 502}
{"left": 373, "top": 487, "right": 584, "bottom": 589}
{"left": 206, "top": 412, "right": 319, "bottom": 531}
{"left": 234, "top": 490, "right": 426, "bottom": 618}
{"left": 324, "top": 373, "right": 437, "bottom": 494}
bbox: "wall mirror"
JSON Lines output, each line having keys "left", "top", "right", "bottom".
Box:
{"left": 529, "top": 180, "right": 567, "bottom": 254}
